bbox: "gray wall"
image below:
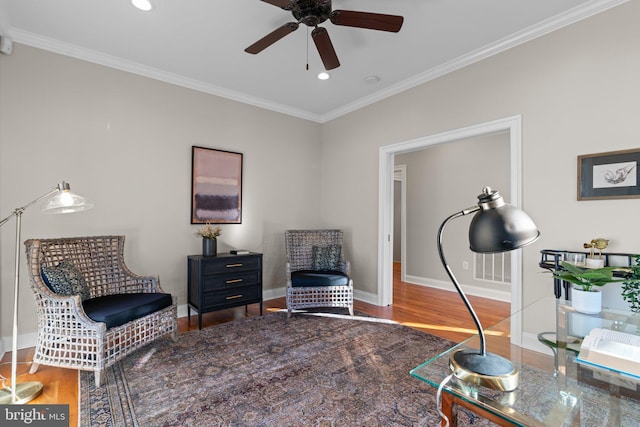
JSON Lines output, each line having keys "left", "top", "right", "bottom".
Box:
{"left": 0, "top": 46, "right": 322, "bottom": 347}
{"left": 319, "top": 2, "right": 640, "bottom": 309}
{"left": 395, "top": 133, "right": 510, "bottom": 294}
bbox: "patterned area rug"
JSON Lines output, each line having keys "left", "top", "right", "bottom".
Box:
{"left": 80, "top": 310, "right": 493, "bottom": 426}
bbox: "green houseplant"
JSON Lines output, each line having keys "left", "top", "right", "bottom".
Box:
{"left": 621, "top": 255, "right": 640, "bottom": 313}
{"left": 552, "top": 261, "right": 624, "bottom": 314}
{"left": 552, "top": 261, "right": 622, "bottom": 292}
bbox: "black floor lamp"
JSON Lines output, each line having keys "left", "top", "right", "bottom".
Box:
{"left": 437, "top": 187, "right": 539, "bottom": 392}
{"left": 0, "top": 181, "right": 92, "bottom": 404}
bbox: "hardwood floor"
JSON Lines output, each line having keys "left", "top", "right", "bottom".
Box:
{"left": 0, "top": 266, "right": 511, "bottom": 426}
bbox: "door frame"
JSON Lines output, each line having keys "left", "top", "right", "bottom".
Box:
{"left": 377, "top": 115, "right": 523, "bottom": 338}
{"left": 393, "top": 165, "right": 407, "bottom": 282}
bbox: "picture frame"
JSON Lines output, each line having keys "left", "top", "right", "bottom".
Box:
{"left": 191, "top": 146, "right": 243, "bottom": 223}
{"left": 578, "top": 148, "right": 640, "bottom": 200}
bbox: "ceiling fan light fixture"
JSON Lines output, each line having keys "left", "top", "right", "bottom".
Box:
{"left": 317, "top": 72, "right": 330, "bottom": 80}
{"left": 131, "top": 0, "right": 153, "bottom": 12}
{"left": 245, "top": 0, "right": 404, "bottom": 70}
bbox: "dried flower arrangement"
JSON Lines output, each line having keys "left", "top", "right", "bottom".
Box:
{"left": 196, "top": 223, "right": 222, "bottom": 240}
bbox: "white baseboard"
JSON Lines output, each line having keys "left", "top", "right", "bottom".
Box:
{"left": 521, "top": 331, "right": 555, "bottom": 356}
{"left": 354, "top": 288, "right": 380, "bottom": 305}
{"left": 1, "top": 332, "right": 38, "bottom": 356}
{"left": 263, "top": 286, "right": 286, "bottom": 302}
{"left": 404, "top": 275, "right": 511, "bottom": 303}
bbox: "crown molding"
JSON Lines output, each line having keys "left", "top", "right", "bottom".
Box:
{"left": 5, "top": 0, "right": 628, "bottom": 124}
{"left": 318, "top": 0, "right": 629, "bottom": 123}
{"left": 7, "top": 28, "right": 322, "bottom": 123}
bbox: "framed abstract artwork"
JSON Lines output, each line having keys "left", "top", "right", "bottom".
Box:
{"left": 191, "top": 146, "right": 243, "bottom": 223}
{"left": 578, "top": 148, "right": 640, "bottom": 200}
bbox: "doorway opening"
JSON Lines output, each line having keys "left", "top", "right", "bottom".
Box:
{"left": 377, "top": 115, "right": 524, "bottom": 340}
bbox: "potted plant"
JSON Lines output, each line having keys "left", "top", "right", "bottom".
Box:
{"left": 552, "top": 261, "right": 624, "bottom": 314}
{"left": 196, "top": 223, "right": 222, "bottom": 257}
{"left": 621, "top": 255, "right": 640, "bottom": 313}
{"left": 582, "top": 238, "right": 609, "bottom": 268}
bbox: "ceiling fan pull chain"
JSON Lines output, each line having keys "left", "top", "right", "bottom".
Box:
{"left": 306, "top": 26, "right": 309, "bottom": 70}
{"left": 244, "top": 1, "right": 404, "bottom": 70}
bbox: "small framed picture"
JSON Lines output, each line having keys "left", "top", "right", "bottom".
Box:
{"left": 191, "top": 146, "right": 243, "bottom": 223}
{"left": 578, "top": 148, "right": 640, "bottom": 200}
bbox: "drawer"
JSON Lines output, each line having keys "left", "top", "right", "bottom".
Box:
{"left": 201, "top": 256, "right": 260, "bottom": 275}
{"left": 202, "top": 271, "right": 259, "bottom": 290}
{"left": 203, "top": 285, "right": 261, "bottom": 307}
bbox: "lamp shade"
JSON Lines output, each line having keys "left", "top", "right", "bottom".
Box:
{"left": 41, "top": 181, "right": 93, "bottom": 214}
{"left": 469, "top": 187, "right": 539, "bottom": 253}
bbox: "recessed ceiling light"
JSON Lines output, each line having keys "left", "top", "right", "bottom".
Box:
{"left": 364, "top": 75, "right": 381, "bottom": 84}
{"left": 317, "top": 72, "right": 330, "bottom": 80}
{"left": 132, "top": 0, "right": 153, "bottom": 11}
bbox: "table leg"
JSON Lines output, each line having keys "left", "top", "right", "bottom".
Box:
{"left": 441, "top": 392, "right": 458, "bottom": 427}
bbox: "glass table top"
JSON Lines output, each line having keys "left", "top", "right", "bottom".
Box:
{"left": 410, "top": 297, "right": 640, "bottom": 426}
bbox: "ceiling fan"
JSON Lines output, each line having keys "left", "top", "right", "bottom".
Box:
{"left": 245, "top": 0, "right": 404, "bottom": 70}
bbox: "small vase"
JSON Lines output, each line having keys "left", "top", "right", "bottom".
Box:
{"left": 202, "top": 237, "right": 217, "bottom": 257}
{"left": 571, "top": 287, "right": 602, "bottom": 314}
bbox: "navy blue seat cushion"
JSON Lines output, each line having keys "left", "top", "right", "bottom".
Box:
{"left": 83, "top": 293, "right": 172, "bottom": 329}
{"left": 291, "top": 270, "right": 350, "bottom": 287}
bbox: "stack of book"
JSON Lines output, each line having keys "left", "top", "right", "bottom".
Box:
{"left": 577, "top": 328, "right": 640, "bottom": 379}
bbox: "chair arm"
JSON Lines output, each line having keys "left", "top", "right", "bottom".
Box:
{"left": 339, "top": 260, "right": 351, "bottom": 277}
{"left": 286, "top": 262, "right": 292, "bottom": 287}
{"left": 34, "top": 291, "right": 107, "bottom": 335}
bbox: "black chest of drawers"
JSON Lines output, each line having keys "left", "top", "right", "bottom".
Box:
{"left": 187, "top": 253, "right": 263, "bottom": 329}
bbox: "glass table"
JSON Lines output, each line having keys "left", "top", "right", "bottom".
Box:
{"left": 411, "top": 297, "right": 640, "bottom": 426}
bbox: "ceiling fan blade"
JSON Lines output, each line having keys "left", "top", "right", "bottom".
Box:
{"left": 245, "top": 22, "right": 299, "bottom": 54}
{"left": 330, "top": 10, "right": 404, "bottom": 33}
{"left": 259, "top": 0, "right": 292, "bottom": 9}
{"left": 311, "top": 27, "right": 340, "bottom": 70}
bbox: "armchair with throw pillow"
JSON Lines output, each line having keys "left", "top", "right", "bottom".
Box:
{"left": 285, "top": 229, "right": 354, "bottom": 318}
{"left": 25, "top": 236, "right": 177, "bottom": 387}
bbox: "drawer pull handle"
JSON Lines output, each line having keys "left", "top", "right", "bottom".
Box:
{"left": 226, "top": 279, "right": 243, "bottom": 284}
{"left": 226, "top": 263, "right": 243, "bottom": 268}
{"left": 226, "top": 295, "right": 243, "bottom": 300}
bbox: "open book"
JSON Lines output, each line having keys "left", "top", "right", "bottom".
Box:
{"left": 577, "top": 328, "right": 640, "bottom": 379}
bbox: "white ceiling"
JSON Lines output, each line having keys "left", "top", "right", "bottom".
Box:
{"left": 0, "top": 0, "right": 627, "bottom": 122}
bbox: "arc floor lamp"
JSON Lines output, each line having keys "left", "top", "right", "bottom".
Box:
{"left": 437, "top": 187, "right": 539, "bottom": 392}
{"left": 0, "top": 181, "right": 92, "bottom": 404}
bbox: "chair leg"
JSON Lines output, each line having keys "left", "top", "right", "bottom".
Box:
{"left": 171, "top": 328, "right": 178, "bottom": 342}
{"left": 349, "top": 306, "right": 354, "bottom": 316}
{"left": 287, "top": 308, "right": 292, "bottom": 319}
{"left": 94, "top": 370, "right": 104, "bottom": 387}
{"left": 29, "top": 362, "right": 39, "bottom": 374}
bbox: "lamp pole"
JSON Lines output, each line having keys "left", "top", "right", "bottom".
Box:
{"left": 1, "top": 182, "right": 92, "bottom": 404}
{"left": 436, "top": 206, "right": 486, "bottom": 356}
{"left": 1, "top": 188, "right": 57, "bottom": 403}
{"left": 435, "top": 187, "right": 539, "bottom": 392}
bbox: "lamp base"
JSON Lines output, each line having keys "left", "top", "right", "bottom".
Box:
{"left": 449, "top": 349, "right": 519, "bottom": 391}
{"left": 0, "top": 381, "right": 44, "bottom": 404}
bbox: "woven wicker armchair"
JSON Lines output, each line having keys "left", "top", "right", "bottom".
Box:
{"left": 285, "top": 229, "right": 354, "bottom": 318}
{"left": 25, "top": 236, "right": 178, "bottom": 387}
